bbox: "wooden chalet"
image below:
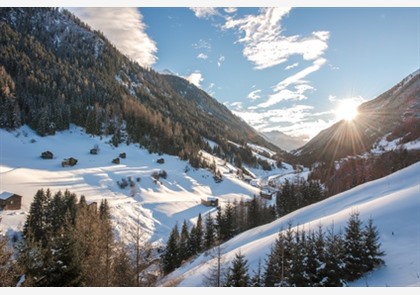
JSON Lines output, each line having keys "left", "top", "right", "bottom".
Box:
{"left": 201, "top": 196, "right": 219, "bottom": 207}
{"left": 0, "top": 192, "right": 22, "bottom": 210}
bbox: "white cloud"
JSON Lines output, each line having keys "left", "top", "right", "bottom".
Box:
{"left": 224, "top": 8, "right": 237, "bottom": 14}
{"left": 277, "top": 119, "right": 334, "bottom": 141}
{"left": 217, "top": 56, "right": 225, "bottom": 67}
{"left": 229, "top": 101, "right": 243, "bottom": 110}
{"left": 223, "top": 7, "right": 329, "bottom": 70}
{"left": 328, "top": 95, "right": 366, "bottom": 104}
{"left": 256, "top": 58, "right": 326, "bottom": 108}
{"left": 285, "top": 62, "right": 299, "bottom": 70}
{"left": 232, "top": 103, "right": 334, "bottom": 140}
{"left": 247, "top": 89, "right": 262, "bottom": 100}
{"left": 185, "top": 71, "right": 203, "bottom": 87}
{"left": 197, "top": 53, "right": 208, "bottom": 60}
{"left": 274, "top": 58, "right": 327, "bottom": 91}
{"left": 190, "top": 8, "right": 219, "bottom": 19}
{"left": 69, "top": 8, "right": 157, "bottom": 68}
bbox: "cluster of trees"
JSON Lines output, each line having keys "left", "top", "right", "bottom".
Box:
{"left": 1, "top": 188, "right": 157, "bottom": 287}
{"left": 276, "top": 178, "right": 325, "bottom": 217}
{"left": 0, "top": 66, "right": 21, "bottom": 129}
{"left": 309, "top": 147, "right": 420, "bottom": 197}
{"left": 161, "top": 197, "right": 277, "bottom": 275}
{"left": 203, "top": 212, "right": 385, "bottom": 287}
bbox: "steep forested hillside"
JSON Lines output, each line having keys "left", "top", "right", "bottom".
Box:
{"left": 0, "top": 8, "right": 285, "bottom": 167}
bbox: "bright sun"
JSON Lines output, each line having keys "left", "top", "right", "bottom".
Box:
{"left": 335, "top": 100, "right": 359, "bottom": 121}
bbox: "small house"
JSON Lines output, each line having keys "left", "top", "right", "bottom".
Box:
{"left": 41, "top": 151, "right": 53, "bottom": 159}
{"left": 201, "top": 196, "right": 219, "bottom": 207}
{"left": 259, "top": 188, "right": 276, "bottom": 200}
{"left": 90, "top": 148, "right": 98, "bottom": 155}
{"left": 0, "top": 192, "right": 22, "bottom": 210}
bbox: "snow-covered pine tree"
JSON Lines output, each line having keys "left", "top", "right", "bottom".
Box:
{"left": 362, "top": 217, "right": 385, "bottom": 272}
{"left": 224, "top": 251, "right": 250, "bottom": 287}
{"left": 161, "top": 223, "right": 180, "bottom": 275}
{"left": 343, "top": 211, "right": 365, "bottom": 282}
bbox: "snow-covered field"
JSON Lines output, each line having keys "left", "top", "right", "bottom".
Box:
{"left": 0, "top": 125, "right": 293, "bottom": 247}
{"left": 1, "top": 125, "right": 419, "bottom": 289}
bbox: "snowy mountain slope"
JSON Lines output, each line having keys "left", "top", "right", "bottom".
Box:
{"left": 0, "top": 125, "right": 292, "bottom": 247}
{"left": 157, "top": 161, "right": 420, "bottom": 287}
{"left": 295, "top": 69, "right": 420, "bottom": 166}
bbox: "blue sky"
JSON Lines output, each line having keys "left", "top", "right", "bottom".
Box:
{"left": 66, "top": 6, "right": 419, "bottom": 141}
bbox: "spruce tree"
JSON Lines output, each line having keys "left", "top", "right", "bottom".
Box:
{"left": 23, "top": 188, "right": 51, "bottom": 246}
{"left": 161, "top": 223, "right": 180, "bottom": 274}
{"left": 343, "top": 211, "right": 365, "bottom": 281}
{"left": 179, "top": 220, "right": 191, "bottom": 263}
{"left": 322, "top": 225, "right": 346, "bottom": 286}
{"left": 362, "top": 217, "right": 385, "bottom": 272}
{"left": 263, "top": 231, "right": 286, "bottom": 286}
{"left": 288, "top": 227, "right": 308, "bottom": 287}
{"left": 224, "top": 251, "right": 250, "bottom": 287}
{"left": 204, "top": 213, "right": 216, "bottom": 250}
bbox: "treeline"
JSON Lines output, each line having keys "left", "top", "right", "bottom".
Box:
{"left": 161, "top": 178, "right": 326, "bottom": 275}
{"left": 309, "top": 147, "right": 420, "bottom": 197}
{"left": 0, "top": 188, "right": 156, "bottom": 287}
{"left": 161, "top": 197, "right": 277, "bottom": 275}
{"left": 203, "top": 212, "right": 385, "bottom": 287}
{"left": 275, "top": 178, "right": 324, "bottom": 217}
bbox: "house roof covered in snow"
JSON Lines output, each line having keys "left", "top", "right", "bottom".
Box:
{"left": 0, "top": 192, "right": 15, "bottom": 200}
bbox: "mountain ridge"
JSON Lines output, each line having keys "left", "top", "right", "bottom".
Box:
{"left": 295, "top": 68, "right": 420, "bottom": 167}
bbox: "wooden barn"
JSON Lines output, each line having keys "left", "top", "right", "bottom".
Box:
{"left": 201, "top": 196, "right": 219, "bottom": 207}
{"left": 0, "top": 192, "right": 22, "bottom": 210}
{"left": 259, "top": 188, "right": 276, "bottom": 200}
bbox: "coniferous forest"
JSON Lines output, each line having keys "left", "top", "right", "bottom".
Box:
{"left": 161, "top": 209, "right": 385, "bottom": 287}
{"left": 0, "top": 186, "right": 385, "bottom": 287}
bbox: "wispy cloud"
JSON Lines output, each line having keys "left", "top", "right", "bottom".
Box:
{"left": 285, "top": 62, "right": 299, "bottom": 70}
{"left": 192, "top": 39, "right": 211, "bottom": 51}
{"left": 276, "top": 119, "right": 334, "bottom": 140}
{"left": 217, "top": 56, "right": 225, "bottom": 67}
{"left": 223, "top": 7, "right": 330, "bottom": 70}
{"left": 247, "top": 89, "right": 262, "bottom": 100}
{"left": 190, "top": 8, "right": 219, "bottom": 19}
{"left": 328, "top": 95, "right": 366, "bottom": 104}
{"left": 69, "top": 8, "right": 157, "bottom": 68}
{"left": 257, "top": 58, "right": 326, "bottom": 108}
{"left": 224, "top": 8, "right": 237, "bottom": 14}
{"left": 233, "top": 103, "right": 334, "bottom": 140}
{"left": 185, "top": 71, "right": 203, "bottom": 87}
{"left": 197, "top": 53, "right": 208, "bottom": 60}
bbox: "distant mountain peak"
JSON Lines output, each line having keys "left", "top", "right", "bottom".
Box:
{"left": 261, "top": 130, "right": 307, "bottom": 152}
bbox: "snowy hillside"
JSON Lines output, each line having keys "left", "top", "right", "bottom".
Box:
{"left": 0, "top": 125, "right": 293, "bottom": 247}
{"left": 1, "top": 125, "right": 419, "bottom": 288}
{"left": 158, "top": 162, "right": 420, "bottom": 287}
